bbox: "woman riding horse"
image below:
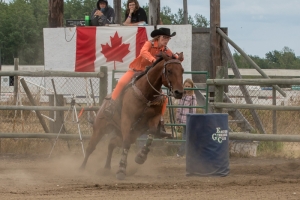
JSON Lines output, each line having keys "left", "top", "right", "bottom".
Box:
{"left": 105, "top": 27, "right": 184, "bottom": 135}
{"left": 80, "top": 51, "right": 184, "bottom": 180}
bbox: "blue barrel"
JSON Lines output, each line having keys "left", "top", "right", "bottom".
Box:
{"left": 186, "top": 113, "right": 229, "bottom": 177}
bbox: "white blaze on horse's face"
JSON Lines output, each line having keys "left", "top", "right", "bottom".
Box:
{"left": 164, "top": 62, "right": 184, "bottom": 99}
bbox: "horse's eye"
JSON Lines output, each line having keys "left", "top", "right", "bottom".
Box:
{"left": 167, "top": 69, "right": 172, "bottom": 74}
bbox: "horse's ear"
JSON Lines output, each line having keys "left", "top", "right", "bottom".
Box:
{"left": 177, "top": 52, "right": 184, "bottom": 61}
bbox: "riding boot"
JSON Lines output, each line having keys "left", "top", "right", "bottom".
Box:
{"left": 156, "top": 119, "right": 172, "bottom": 139}
{"left": 104, "top": 99, "right": 116, "bottom": 118}
{"left": 159, "top": 120, "right": 167, "bottom": 134}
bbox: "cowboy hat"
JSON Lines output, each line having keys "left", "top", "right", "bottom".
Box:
{"left": 150, "top": 28, "right": 176, "bottom": 38}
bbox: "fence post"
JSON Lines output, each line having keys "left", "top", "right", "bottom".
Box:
{"left": 99, "top": 66, "right": 108, "bottom": 106}
{"left": 20, "top": 78, "right": 50, "bottom": 133}
{"left": 272, "top": 87, "right": 277, "bottom": 134}
{"left": 215, "top": 66, "right": 224, "bottom": 113}
{"left": 49, "top": 94, "right": 64, "bottom": 133}
{"left": 13, "top": 58, "right": 19, "bottom": 104}
{"left": 0, "top": 46, "right": 1, "bottom": 99}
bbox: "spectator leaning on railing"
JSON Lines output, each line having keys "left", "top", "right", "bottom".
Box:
{"left": 123, "top": 0, "right": 148, "bottom": 26}
{"left": 91, "top": 0, "right": 115, "bottom": 26}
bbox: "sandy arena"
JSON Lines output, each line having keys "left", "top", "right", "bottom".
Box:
{"left": 1, "top": 147, "right": 300, "bottom": 200}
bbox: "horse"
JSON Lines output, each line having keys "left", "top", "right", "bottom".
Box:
{"left": 80, "top": 52, "right": 184, "bottom": 180}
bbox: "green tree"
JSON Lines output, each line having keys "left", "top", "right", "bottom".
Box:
{"left": 192, "top": 13, "right": 209, "bottom": 27}
{"left": 0, "top": 0, "right": 42, "bottom": 64}
{"left": 160, "top": 6, "right": 172, "bottom": 24}
{"left": 64, "top": 0, "right": 96, "bottom": 20}
{"left": 120, "top": 3, "right": 208, "bottom": 27}
{"left": 265, "top": 47, "right": 300, "bottom": 69}
{"left": 233, "top": 47, "right": 300, "bottom": 69}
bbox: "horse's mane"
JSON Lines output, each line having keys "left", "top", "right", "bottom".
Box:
{"left": 145, "top": 56, "right": 164, "bottom": 74}
{"left": 134, "top": 55, "right": 164, "bottom": 83}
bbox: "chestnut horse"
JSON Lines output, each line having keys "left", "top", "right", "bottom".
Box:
{"left": 80, "top": 52, "right": 184, "bottom": 180}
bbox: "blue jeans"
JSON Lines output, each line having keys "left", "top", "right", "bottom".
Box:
{"left": 177, "top": 126, "right": 186, "bottom": 156}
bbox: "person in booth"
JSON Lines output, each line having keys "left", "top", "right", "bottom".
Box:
{"left": 91, "top": 0, "right": 115, "bottom": 26}
{"left": 105, "top": 27, "right": 184, "bottom": 135}
{"left": 123, "top": 0, "right": 148, "bottom": 26}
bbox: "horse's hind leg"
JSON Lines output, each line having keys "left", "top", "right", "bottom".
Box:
{"left": 80, "top": 123, "right": 106, "bottom": 170}
{"left": 104, "top": 135, "right": 122, "bottom": 170}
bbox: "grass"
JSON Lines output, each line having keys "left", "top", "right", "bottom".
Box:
{"left": 257, "top": 141, "right": 284, "bottom": 154}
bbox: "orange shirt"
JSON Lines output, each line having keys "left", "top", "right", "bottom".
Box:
{"left": 129, "top": 40, "right": 177, "bottom": 71}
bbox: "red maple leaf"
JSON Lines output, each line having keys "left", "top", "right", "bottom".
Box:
{"left": 101, "top": 32, "right": 130, "bottom": 69}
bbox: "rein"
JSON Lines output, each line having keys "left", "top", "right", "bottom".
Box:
{"left": 146, "top": 59, "right": 181, "bottom": 97}
{"left": 130, "top": 59, "right": 181, "bottom": 132}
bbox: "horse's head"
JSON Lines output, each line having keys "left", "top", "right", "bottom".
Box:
{"left": 161, "top": 52, "right": 184, "bottom": 99}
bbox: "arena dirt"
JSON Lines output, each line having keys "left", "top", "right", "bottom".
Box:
{"left": 1, "top": 148, "right": 300, "bottom": 200}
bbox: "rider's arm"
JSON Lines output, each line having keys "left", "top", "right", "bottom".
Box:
{"left": 140, "top": 41, "right": 156, "bottom": 63}
{"left": 166, "top": 49, "right": 184, "bottom": 61}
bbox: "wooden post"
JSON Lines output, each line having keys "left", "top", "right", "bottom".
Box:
{"left": 217, "top": 28, "right": 286, "bottom": 97}
{"left": 210, "top": 0, "right": 221, "bottom": 80}
{"left": 183, "top": 0, "right": 188, "bottom": 24}
{"left": 113, "top": 0, "right": 122, "bottom": 24}
{"left": 222, "top": 39, "right": 266, "bottom": 134}
{"left": 0, "top": 46, "right": 2, "bottom": 98}
{"left": 215, "top": 66, "right": 224, "bottom": 113}
{"left": 49, "top": 94, "right": 64, "bottom": 133}
{"left": 99, "top": 66, "right": 108, "bottom": 106}
{"left": 272, "top": 87, "right": 277, "bottom": 134}
{"left": 48, "top": 0, "right": 64, "bottom": 27}
{"left": 149, "top": 0, "right": 160, "bottom": 26}
{"left": 13, "top": 58, "right": 19, "bottom": 105}
{"left": 20, "top": 79, "right": 50, "bottom": 133}
{"left": 0, "top": 46, "right": 1, "bottom": 147}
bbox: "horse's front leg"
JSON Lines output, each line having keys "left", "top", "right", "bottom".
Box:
{"left": 135, "top": 132, "right": 154, "bottom": 164}
{"left": 116, "top": 139, "right": 131, "bottom": 180}
{"left": 135, "top": 117, "right": 160, "bottom": 164}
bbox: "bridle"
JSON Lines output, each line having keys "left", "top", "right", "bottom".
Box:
{"left": 146, "top": 59, "right": 182, "bottom": 97}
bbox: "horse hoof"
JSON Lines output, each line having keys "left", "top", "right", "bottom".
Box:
{"left": 135, "top": 155, "right": 147, "bottom": 165}
{"left": 116, "top": 172, "right": 126, "bottom": 180}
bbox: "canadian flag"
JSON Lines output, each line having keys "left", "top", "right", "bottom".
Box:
{"left": 74, "top": 26, "right": 153, "bottom": 72}
{"left": 43, "top": 25, "right": 191, "bottom": 94}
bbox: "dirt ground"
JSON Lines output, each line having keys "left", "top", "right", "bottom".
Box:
{"left": 1, "top": 148, "right": 300, "bottom": 200}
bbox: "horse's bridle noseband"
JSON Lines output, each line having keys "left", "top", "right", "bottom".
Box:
{"left": 146, "top": 59, "right": 182, "bottom": 97}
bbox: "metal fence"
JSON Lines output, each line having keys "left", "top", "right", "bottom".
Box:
{"left": 0, "top": 69, "right": 106, "bottom": 135}
{"left": 226, "top": 85, "right": 300, "bottom": 134}
{"left": 2, "top": 68, "right": 300, "bottom": 158}
{"left": 208, "top": 74, "right": 300, "bottom": 158}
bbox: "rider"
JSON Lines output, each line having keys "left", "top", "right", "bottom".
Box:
{"left": 107, "top": 27, "right": 184, "bottom": 134}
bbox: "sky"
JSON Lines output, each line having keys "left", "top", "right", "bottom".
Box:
{"left": 116, "top": 0, "right": 300, "bottom": 58}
